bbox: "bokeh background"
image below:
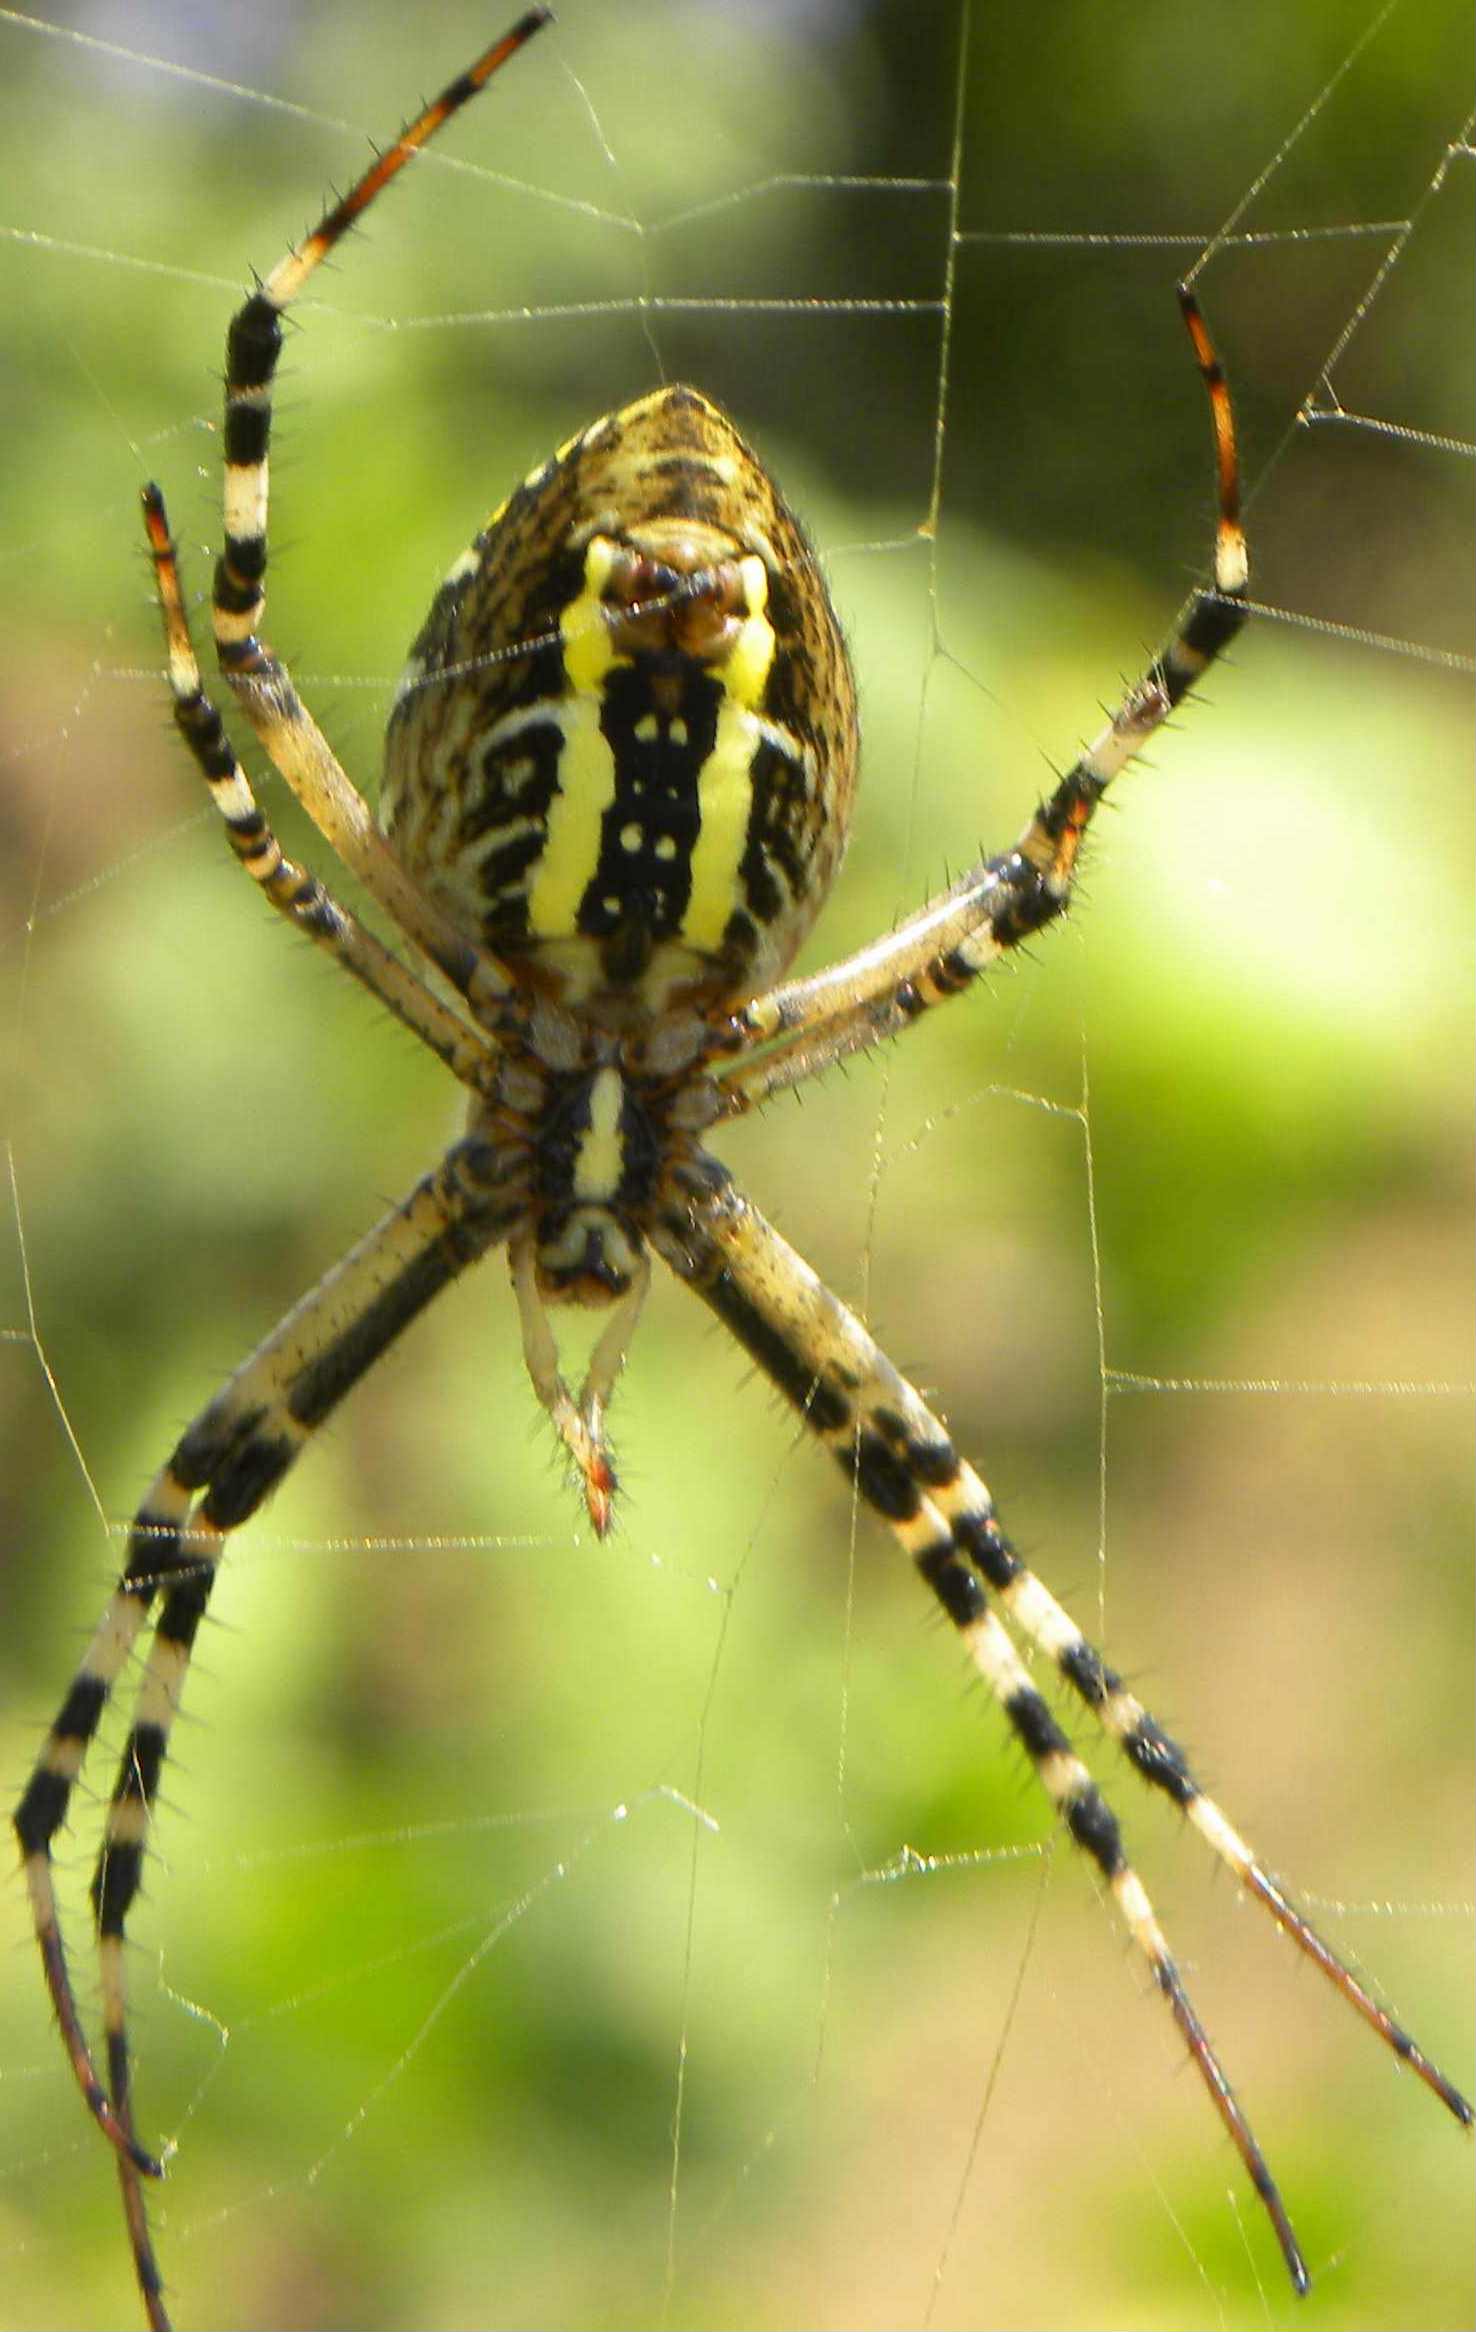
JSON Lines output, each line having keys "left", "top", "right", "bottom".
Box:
{"left": 1, "top": 3, "right": 1471, "bottom": 2329}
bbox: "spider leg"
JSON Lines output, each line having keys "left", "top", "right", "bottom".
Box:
{"left": 655, "top": 1175, "right": 1472, "bottom": 2289}
{"left": 13, "top": 1139, "right": 517, "bottom": 2329}
{"left": 510, "top": 1233, "right": 650, "bottom": 1537}
{"left": 205, "top": 12, "right": 551, "bottom": 1028}
{"left": 719, "top": 290, "right": 1248, "bottom": 1112}
{"left": 141, "top": 485, "right": 501, "bottom": 1091}
{"left": 932, "top": 1465, "right": 1476, "bottom": 2129}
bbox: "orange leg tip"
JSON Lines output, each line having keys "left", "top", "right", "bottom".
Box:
{"left": 584, "top": 1455, "right": 616, "bottom": 1539}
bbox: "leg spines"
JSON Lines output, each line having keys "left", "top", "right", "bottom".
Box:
{"left": 914, "top": 1541, "right": 989, "bottom": 1629}
{"left": 171, "top": 1399, "right": 268, "bottom": 1493}
{"left": 217, "top": 529, "right": 267, "bottom": 587}
{"left": 14, "top": 1762, "right": 74, "bottom": 1858}
{"left": 704, "top": 1261, "right": 855, "bottom": 1434}
{"left": 91, "top": 1834, "right": 147, "bottom": 1940}
{"left": 223, "top": 292, "right": 281, "bottom": 394}
{"left": 720, "top": 297, "right": 1250, "bottom": 1116}
{"left": 143, "top": 483, "right": 502, "bottom": 1092}
{"left": 15, "top": 1155, "right": 514, "bottom": 2287}
{"left": 951, "top": 1507, "right": 1022, "bottom": 1592}
{"left": 846, "top": 1429, "right": 925, "bottom": 1521}
{"left": 201, "top": 1431, "right": 297, "bottom": 1529}
{"left": 666, "top": 1182, "right": 1471, "bottom": 2281}
{"left": 53, "top": 1670, "right": 112, "bottom": 1753}
{"left": 210, "top": 562, "right": 262, "bottom": 622}
{"left": 1060, "top": 1778, "right": 1127, "bottom": 1879}
{"left": 1119, "top": 1710, "right": 1200, "bottom": 1807}
{"left": 222, "top": 400, "right": 271, "bottom": 470}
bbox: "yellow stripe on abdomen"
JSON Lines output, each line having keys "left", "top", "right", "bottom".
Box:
{"left": 685, "top": 555, "right": 775, "bottom": 951}
{"left": 526, "top": 538, "right": 625, "bottom": 942}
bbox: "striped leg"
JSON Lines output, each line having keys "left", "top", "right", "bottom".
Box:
{"left": 141, "top": 485, "right": 501, "bottom": 1092}
{"left": 13, "top": 1140, "right": 516, "bottom": 2331}
{"left": 718, "top": 291, "right": 1248, "bottom": 1113}
{"left": 205, "top": 12, "right": 551, "bottom": 1026}
{"left": 935, "top": 1478, "right": 1476, "bottom": 2129}
{"left": 656, "top": 1177, "right": 1472, "bottom": 2290}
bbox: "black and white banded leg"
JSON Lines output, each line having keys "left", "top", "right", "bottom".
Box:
{"left": 141, "top": 485, "right": 500, "bottom": 1093}
{"left": 655, "top": 1178, "right": 1474, "bottom": 2292}
{"left": 14, "top": 1143, "right": 517, "bottom": 2332}
{"left": 717, "top": 291, "right": 1247, "bottom": 1113}
{"left": 206, "top": 12, "right": 553, "bottom": 1031}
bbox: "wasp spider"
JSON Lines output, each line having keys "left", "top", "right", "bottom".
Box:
{"left": 14, "top": 13, "right": 1471, "bottom": 2327}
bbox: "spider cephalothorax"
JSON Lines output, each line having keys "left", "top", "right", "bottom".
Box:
{"left": 14, "top": 15, "right": 1469, "bottom": 2331}
{"left": 472, "top": 997, "right": 730, "bottom": 1474}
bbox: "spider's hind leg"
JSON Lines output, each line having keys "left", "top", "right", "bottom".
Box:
{"left": 14, "top": 1140, "right": 515, "bottom": 2332}
{"left": 657, "top": 1175, "right": 1472, "bottom": 2291}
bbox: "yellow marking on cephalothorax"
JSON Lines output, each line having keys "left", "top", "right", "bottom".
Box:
{"left": 683, "top": 554, "right": 776, "bottom": 950}
{"left": 572, "top": 1066, "right": 626, "bottom": 1202}
{"left": 526, "top": 536, "right": 626, "bottom": 941}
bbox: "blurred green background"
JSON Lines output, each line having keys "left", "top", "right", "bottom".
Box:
{"left": 1, "top": 3, "right": 1471, "bottom": 2329}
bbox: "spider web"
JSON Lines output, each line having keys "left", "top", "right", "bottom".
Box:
{"left": 1, "top": 4, "right": 1471, "bottom": 2328}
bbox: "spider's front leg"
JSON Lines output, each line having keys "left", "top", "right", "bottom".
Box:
{"left": 717, "top": 290, "right": 1248, "bottom": 1112}
{"left": 141, "top": 485, "right": 501, "bottom": 1092}
{"left": 201, "top": 12, "right": 551, "bottom": 1026}
{"left": 654, "top": 1174, "right": 1472, "bottom": 2294}
{"left": 13, "top": 1139, "right": 518, "bottom": 2332}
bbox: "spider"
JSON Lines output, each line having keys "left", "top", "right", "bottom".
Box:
{"left": 14, "top": 13, "right": 1471, "bottom": 2328}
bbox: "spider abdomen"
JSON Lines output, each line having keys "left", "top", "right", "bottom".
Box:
{"left": 382, "top": 385, "right": 858, "bottom": 1023}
